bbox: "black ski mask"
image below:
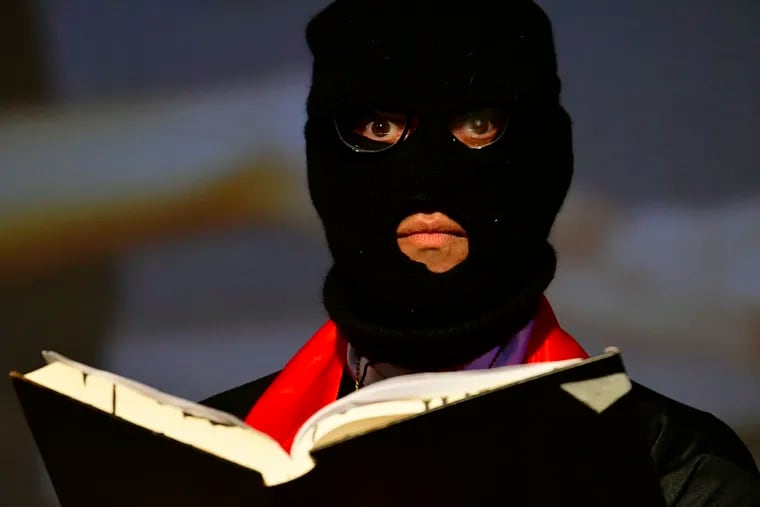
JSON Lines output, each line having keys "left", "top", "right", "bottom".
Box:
{"left": 305, "top": 0, "right": 573, "bottom": 370}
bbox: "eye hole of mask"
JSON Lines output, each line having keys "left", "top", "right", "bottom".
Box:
{"left": 334, "top": 107, "right": 412, "bottom": 153}
{"left": 448, "top": 107, "right": 508, "bottom": 149}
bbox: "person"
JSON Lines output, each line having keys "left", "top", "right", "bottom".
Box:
{"left": 203, "top": 0, "right": 760, "bottom": 504}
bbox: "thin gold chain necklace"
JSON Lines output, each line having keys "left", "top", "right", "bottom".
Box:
{"left": 354, "top": 356, "right": 364, "bottom": 391}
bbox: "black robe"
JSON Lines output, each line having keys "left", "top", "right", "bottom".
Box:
{"left": 201, "top": 370, "right": 760, "bottom": 506}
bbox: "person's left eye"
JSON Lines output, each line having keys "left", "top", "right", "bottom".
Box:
{"left": 449, "top": 108, "right": 508, "bottom": 149}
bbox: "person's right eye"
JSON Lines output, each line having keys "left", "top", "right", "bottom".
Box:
{"left": 335, "top": 107, "right": 411, "bottom": 152}
{"left": 354, "top": 112, "right": 408, "bottom": 144}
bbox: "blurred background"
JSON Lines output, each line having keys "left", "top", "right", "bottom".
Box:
{"left": 0, "top": 1, "right": 757, "bottom": 505}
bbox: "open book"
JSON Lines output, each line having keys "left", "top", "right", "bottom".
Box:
{"left": 11, "top": 350, "right": 666, "bottom": 506}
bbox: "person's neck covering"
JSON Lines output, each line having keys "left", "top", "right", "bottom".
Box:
{"left": 347, "top": 320, "right": 535, "bottom": 387}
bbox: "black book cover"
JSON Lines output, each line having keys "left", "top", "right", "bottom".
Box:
{"left": 13, "top": 353, "right": 666, "bottom": 506}
{"left": 12, "top": 374, "right": 277, "bottom": 506}
{"left": 275, "top": 353, "right": 667, "bottom": 506}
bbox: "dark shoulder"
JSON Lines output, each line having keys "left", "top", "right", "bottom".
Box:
{"left": 630, "top": 382, "right": 760, "bottom": 505}
{"left": 199, "top": 371, "right": 281, "bottom": 420}
{"left": 631, "top": 382, "right": 758, "bottom": 474}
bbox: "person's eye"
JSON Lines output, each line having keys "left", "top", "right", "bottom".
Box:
{"left": 449, "top": 108, "right": 508, "bottom": 149}
{"left": 335, "top": 107, "right": 410, "bottom": 153}
{"left": 354, "top": 112, "right": 408, "bottom": 143}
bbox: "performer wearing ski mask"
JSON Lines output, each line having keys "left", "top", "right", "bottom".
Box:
{"left": 204, "top": 1, "right": 760, "bottom": 504}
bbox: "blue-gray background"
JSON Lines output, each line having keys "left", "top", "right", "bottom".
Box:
{"left": 1, "top": 2, "right": 757, "bottom": 505}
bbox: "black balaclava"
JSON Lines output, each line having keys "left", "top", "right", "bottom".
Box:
{"left": 304, "top": 0, "right": 574, "bottom": 370}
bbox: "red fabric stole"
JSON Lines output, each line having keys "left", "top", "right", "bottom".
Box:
{"left": 244, "top": 296, "right": 588, "bottom": 452}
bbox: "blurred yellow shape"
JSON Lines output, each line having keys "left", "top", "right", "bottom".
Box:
{"left": 0, "top": 160, "right": 297, "bottom": 282}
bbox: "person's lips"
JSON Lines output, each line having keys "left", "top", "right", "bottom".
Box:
{"left": 396, "top": 213, "right": 467, "bottom": 248}
{"left": 396, "top": 212, "right": 469, "bottom": 272}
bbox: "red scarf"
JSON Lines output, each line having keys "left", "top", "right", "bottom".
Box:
{"left": 245, "top": 296, "right": 588, "bottom": 452}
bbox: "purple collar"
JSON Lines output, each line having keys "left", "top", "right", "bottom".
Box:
{"left": 463, "top": 320, "right": 534, "bottom": 369}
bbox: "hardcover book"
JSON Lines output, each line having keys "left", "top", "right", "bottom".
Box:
{"left": 11, "top": 349, "right": 666, "bottom": 506}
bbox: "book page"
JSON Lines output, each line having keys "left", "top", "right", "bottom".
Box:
{"left": 25, "top": 353, "right": 315, "bottom": 487}
{"left": 41, "top": 351, "right": 244, "bottom": 425}
{"left": 291, "top": 356, "right": 585, "bottom": 457}
{"left": 305, "top": 399, "right": 429, "bottom": 448}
